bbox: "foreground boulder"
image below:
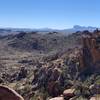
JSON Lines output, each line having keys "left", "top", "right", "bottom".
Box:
{"left": 90, "top": 95, "right": 100, "bottom": 100}
{"left": 49, "top": 96, "right": 64, "bottom": 100}
{"left": 0, "top": 85, "right": 24, "bottom": 100}
{"left": 63, "top": 88, "right": 75, "bottom": 99}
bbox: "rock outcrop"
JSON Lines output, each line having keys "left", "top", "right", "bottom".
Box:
{"left": 81, "top": 30, "right": 100, "bottom": 70}
{"left": 0, "top": 85, "right": 24, "bottom": 100}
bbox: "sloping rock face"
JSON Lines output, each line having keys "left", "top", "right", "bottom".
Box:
{"left": 79, "top": 30, "right": 100, "bottom": 75}
{"left": 0, "top": 85, "right": 24, "bottom": 100}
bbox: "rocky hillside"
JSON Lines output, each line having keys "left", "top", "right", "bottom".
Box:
{"left": 4, "top": 31, "right": 81, "bottom": 52}
{"left": 0, "top": 30, "right": 99, "bottom": 100}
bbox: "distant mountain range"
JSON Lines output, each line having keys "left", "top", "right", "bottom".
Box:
{"left": 0, "top": 25, "right": 99, "bottom": 35}
{"left": 61, "top": 25, "right": 98, "bottom": 33}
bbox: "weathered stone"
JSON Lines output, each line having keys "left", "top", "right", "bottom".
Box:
{"left": 81, "top": 32, "right": 100, "bottom": 70}
{"left": 90, "top": 95, "right": 100, "bottom": 100}
{"left": 69, "top": 96, "right": 78, "bottom": 100}
{"left": 49, "top": 96, "right": 64, "bottom": 100}
{"left": 0, "top": 85, "right": 24, "bottom": 100}
{"left": 63, "top": 88, "right": 75, "bottom": 99}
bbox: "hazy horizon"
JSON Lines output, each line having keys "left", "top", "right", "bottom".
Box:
{"left": 0, "top": 25, "right": 99, "bottom": 30}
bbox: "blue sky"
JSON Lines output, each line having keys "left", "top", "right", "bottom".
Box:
{"left": 0, "top": 0, "right": 100, "bottom": 29}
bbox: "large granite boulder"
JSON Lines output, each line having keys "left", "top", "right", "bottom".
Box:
{"left": 0, "top": 85, "right": 24, "bottom": 100}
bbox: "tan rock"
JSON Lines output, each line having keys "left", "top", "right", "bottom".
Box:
{"left": 63, "top": 88, "right": 75, "bottom": 99}
{"left": 90, "top": 95, "right": 100, "bottom": 100}
{"left": 90, "top": 97, "right": 96, "bottom": 100}
{"left": 0, "top": 85, "right": 24, "bottom": 100}
{"left": 49, "top": 96, "right": 64, "bottom": 100}
{"left": 63, "top": 88, "right": 75, "bottom": 95}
